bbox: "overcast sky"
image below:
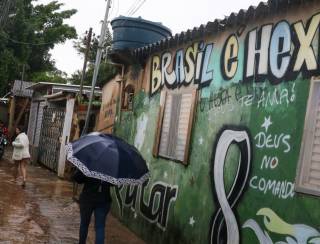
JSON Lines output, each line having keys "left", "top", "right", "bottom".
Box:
{"left": 37, "top": 0, "right": 263, "bottom": 76}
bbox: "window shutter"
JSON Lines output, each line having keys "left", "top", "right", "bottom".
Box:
{"left": 155, "top": 89, "right": 197, "bottom": 164}
{"left": 159, "top": 93, "right": 173, "bottom": 157}
{"left": 296, "top": 79, "right": 320, "bottom": 196}
{"left": 167, "top": 94, "right": 182, "bottom": 157}
{"left": 178, "top": 90, "right": 197, "bottom": 164}
{"left": 307, "top": 95, "right": 320, "bottom": 187}
{"left": 153, "top": 92, "right": 167, "bottom": 157}
{"left": 175, "top": 92, "right": 194, "bottom": 162}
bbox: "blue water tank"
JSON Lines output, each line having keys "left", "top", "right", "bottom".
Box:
{"left": 111, "top": 16, "right": 172, "bottom": 51}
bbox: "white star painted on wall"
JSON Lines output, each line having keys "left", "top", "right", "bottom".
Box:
{"left": 261, "top": 116, "right": 272, "bottom": 132}
{"left": 199, "top": 137, "right": 204, "bottom": 145}
{"left": 134, "top": 212, "right": 138, "bottom": 219}
{"left": 164, "top": 171, "right": 168, "bottom": 179}
{"left": 189, "top": 217, "right": 196, "bottom": 227}
{"left": 144, "top": 98, "right": 149, "bottom": 105}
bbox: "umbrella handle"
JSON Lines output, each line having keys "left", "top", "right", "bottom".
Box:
{"left": 72, "top": 182, "right": 80, "bottom": 203}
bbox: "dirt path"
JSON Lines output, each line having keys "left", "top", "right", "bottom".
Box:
{"left": 0, "top": 157, "right": 145, "bottom": 244}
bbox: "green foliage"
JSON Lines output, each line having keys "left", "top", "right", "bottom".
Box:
{"left": 71, "top": 28, "right": 117, "bottom": 87}
{"left": 71, "top": 62, "right": 117, "bottom": 87}
{"left": 73, "top": 29, "right": 112, "bottom": 63}
{"left": 30, "top": 70, "right": 68, "bottom": 83}
{"left": 0, "top": 0, "right": 77, "bottom": 95}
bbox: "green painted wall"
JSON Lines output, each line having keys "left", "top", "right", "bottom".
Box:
{"left": 109, "top": 5, "right": 320, "bottom": 244}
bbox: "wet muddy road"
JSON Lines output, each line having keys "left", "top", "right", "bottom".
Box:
{"left": 0, "top": 156, "right": 145, "bottom": 244}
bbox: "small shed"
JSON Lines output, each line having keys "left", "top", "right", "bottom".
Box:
{"left": 0, "top": 98, "right": 9, "bottom": 125}
{"left": 27, "top": 82, "right": 102, "bottom": 177}
{"left": 8, "top": 80, "right": 34, "bottom": 138}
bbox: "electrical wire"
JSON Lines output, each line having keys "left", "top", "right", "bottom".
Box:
{"left": 128, "top": 0, "right": 146, "bottom": 16}
{"left": 0, "top": 32, "right": 57, "bottom": 46}
{"left": 126, "top": 0, "right": 141, "bottom": 16}
{"left": 128, "top": 1, "right": 143, "bottom": 16}
{"left": 117, "top": 0, "right": 147, "bottom": 33}
{"left": 109, "top": 0, "right": 115, "bottom": 17}
{"left": 115, "top": 0, "right": 120, "bottom": 17}
{"left": 109, "top": 0, "right": 120, "bottom": 20}
{"left": 126, "top": 0, "right": 139, "bottom": 15}
{"left": 113, "top": 0, "right": 120, "bottom": 18}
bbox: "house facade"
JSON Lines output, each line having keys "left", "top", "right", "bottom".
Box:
{"left": 8, "top": 80, "right": 34, "bottom": 138}
{"left": 103, "top": 1, "right": 320, "bottom": 243}
{"left": 27, "top": 82, "right": 101, "bottom": 177}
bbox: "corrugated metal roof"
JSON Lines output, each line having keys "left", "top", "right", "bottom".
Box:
{"left": 12, "top": 80, "right": 34, "bottom": 98}
{"left": 132, "top": 0, "right": 315, "bottom": 59}
{"left": 26, "top": 82, "right": 101, "bottom": 95}
{"left": 51, "top": 87, "right": 102, "bottom": 96}
{"left": 26, "top": 82, "right": 100, "bottom": 91}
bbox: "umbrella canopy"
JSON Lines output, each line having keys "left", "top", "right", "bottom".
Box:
{"left": 66, "top": 132, "right": 150, "bottom": 185}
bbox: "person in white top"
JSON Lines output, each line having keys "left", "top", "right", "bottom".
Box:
{"left": 12, "top": 126, "right": 30, "bottom": 187}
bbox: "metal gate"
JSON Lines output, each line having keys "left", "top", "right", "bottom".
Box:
{"left": 38, "top": 107, "right": 65, "bottom": 172}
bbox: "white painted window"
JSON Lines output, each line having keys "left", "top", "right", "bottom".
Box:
{"left": 154, "top": 89, "right": 197, "bottom": 164}
{"left": 296, "top": 78, "right": 320, "bottom": 196}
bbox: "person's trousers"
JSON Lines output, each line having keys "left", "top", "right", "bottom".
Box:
{"left": 79, "top": 202, "right": 111, "bottom": 244}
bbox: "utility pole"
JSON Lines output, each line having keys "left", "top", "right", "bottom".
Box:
{"left": 81, "top": 0, "right": 112, "bottom": 136}
{"left": 79, "top": 27, "right": 93, "bottom": 101}
{"left": 21, "top": 64, "right": 25, "bottom": 81}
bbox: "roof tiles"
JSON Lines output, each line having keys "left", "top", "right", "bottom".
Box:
{"left": 132, "top": 0, "right": 313, "bottom": 59}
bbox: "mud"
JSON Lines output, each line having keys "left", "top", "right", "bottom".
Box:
{"left": 0, "top": 153, "right": 145, "bottom": 244}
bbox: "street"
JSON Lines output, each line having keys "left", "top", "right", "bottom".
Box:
{"left": 0, "top": 153, "right": 145, "bottom": 244}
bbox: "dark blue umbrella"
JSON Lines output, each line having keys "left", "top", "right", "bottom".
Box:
{"left": 66, "top": 132, "right": 150, "bottom": 185}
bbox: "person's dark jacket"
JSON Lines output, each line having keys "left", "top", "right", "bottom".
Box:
{"left": 72, "top": 170, "right": 112, "bottom": 207}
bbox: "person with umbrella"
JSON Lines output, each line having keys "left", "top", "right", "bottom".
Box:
{"left": 67, "top": 132, "right": 150, "bottom": 244}
{"left": 72, "top": 169, "right": 112, "bottom": 244}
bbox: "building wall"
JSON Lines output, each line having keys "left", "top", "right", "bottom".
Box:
{"left": 110, "top": 3, "right": 320, "bottom": 244}
{"left": 0, "top": 103, "right": 8, "bottom": 124}
{"left": 98, "top": 76, "right": 120, "bottom": 133}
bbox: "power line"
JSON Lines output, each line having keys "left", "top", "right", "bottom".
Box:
{"left": 126, "top": 0, "right": 139, "bottom": 15}
{"left": 111, "top": 0, "right": 120, "bottom": 19}
{"left": 0, "top": 32, "right": 57, "bottom": 46}
{"left": 109, "top": 0, "right": 115, "bottom": 17}
{"left": 128, "top": 0, "right": 143, "bottom": 16}
{"left": 126, "top": 0, "right": 141, "bottom": 16}
{"left": 82, "top": 0, "right": 112, "bottom": 136}
{"left": 115, "top": 0, "right": 120, "bottom": 17}
{"left": 128, "top": 0, "right": 146, "bottom": 16}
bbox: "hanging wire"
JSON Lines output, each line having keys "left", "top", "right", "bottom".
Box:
{"left": 109, "top": 0, "right": 115, "bottom": 18}
{"left": 125, "top": 0, "right": 139, "bottom": 15}
{"left": 126, "top": 0, "right": 142, "bottom": 16}
{"left": 115, "top": 0, "right": 147, "bottom": 34}
{"left": 0, "top": 32, "right": 57, "bottom": 46}
{"left": 115, "top": 0, "right": 120, "bottom": 17}
{"left": 128, "top": 0, "right": 146, "bottom": 16}
{"left": 110, "top": 0, "right": 120, "bottom": 19}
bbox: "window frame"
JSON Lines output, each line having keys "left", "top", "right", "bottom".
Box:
{"left": 153, "top": 88, "right": 198, "bottom": 165}
{"left": 295, "top": 77, "right": 320, "bottom": 196}
{"left": 121, "top": 83, "right": 135, "bottom": 111}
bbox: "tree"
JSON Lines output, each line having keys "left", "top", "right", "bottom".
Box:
{"left": 0, "top": 0, "right": 77, "bottom": 95}
{"left": 30, "top": 70, "right": 68, "bottom": 84}
{"left": 71, "top": 29, "right": 117, "bottom": 87}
